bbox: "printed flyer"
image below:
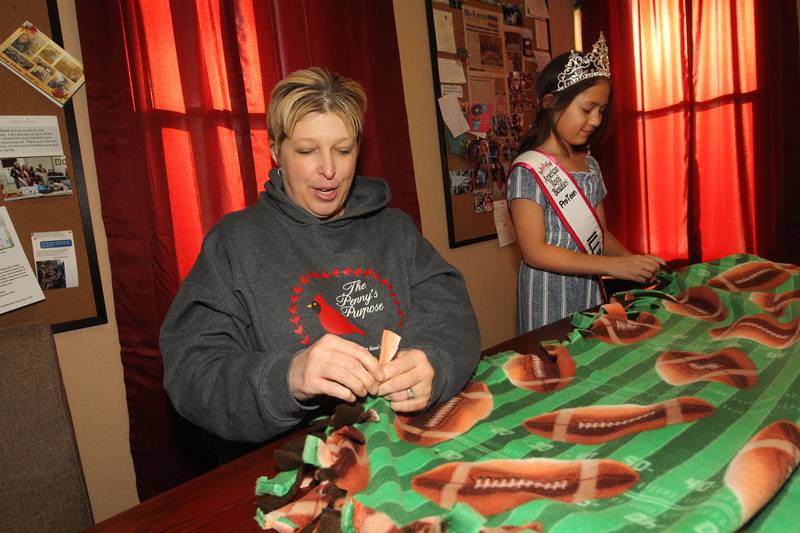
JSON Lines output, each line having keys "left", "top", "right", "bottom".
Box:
{"left": 0, "top": 115, "right": 73, "bottom": 201}
{"left": 462, "top": 5, "right": 504, "bottom": 71}
{"left": 0, "top": 207, "right": 45, "bottom": 314}
{"left": 32, "top": 230, "right": 78, "bottom": 290}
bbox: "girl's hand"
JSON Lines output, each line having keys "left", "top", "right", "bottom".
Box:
{"left": 606, "top": 255, "right": 665, "bottom": 283}
{"left": 288, "top": 334, "right": 385, "bottom": 403}
{"left": 377, "top": 349, "right": 435, "bottom": 413}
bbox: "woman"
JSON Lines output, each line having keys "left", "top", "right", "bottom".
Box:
{"left": 19, "top": 165, "right": 33, "bottom": 187}
{"left": 34, "top": 164, "right": 49, "bottom": 185}
{"left": 9, "top": 161, "right": 22, "bottom": 188}
{"left": 160, "top": 67, "right": 480, "bottom": 456}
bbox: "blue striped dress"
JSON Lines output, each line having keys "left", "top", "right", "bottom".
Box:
{"left": 507, "top": 154, "right": 607, "bottom": 333}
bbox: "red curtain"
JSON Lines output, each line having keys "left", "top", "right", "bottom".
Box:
{"left": 582, "top": 0, "right": 799, "bottom": 264}
{"left": 75, "top": 0, "right": 417, "bottom": 500}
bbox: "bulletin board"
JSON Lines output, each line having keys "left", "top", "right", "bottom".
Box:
{"left": 0, "top": 0, "right": 106, "bottom": 332}
{"left": 426, "top": 0, "right": 552, "bottom": 247}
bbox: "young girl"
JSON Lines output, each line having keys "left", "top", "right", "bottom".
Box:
{"left": 508, "top": 34, "right": 664, "bottom": 333}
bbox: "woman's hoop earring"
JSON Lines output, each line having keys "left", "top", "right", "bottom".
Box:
{"left": 277, "top": 168, "right": 283, "bottom": 177}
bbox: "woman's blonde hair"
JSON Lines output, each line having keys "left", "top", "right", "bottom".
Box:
{"left": 267, "top": 67, "right": 367, "bottom": 150}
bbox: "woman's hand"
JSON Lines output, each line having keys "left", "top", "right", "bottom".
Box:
{"left": 377, "top": 349, "right": 435, "bottom": 413}
{"left": 606, "top": 254, "right": 665, "bottom": 283}
{"left": 288, "top": 334, "right": 385, "bottom": 403}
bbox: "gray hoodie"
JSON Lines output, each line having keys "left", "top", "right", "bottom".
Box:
{"left": 161, "top": 169, "right": 480, "bottom": 444}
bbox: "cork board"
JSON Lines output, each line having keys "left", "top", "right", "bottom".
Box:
{"left": 0, "top": 0, "right": 106, "bottom": 332}
{"left": 426, "top": 0, "right": 552, "bottom": 247}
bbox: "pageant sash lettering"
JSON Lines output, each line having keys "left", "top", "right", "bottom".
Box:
{"left": 511, "top": 150, "right": 604, "bottom": 255}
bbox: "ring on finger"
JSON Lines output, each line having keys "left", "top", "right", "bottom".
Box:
{"left": 406, "top": 387, "right": 415, "bottom": 400}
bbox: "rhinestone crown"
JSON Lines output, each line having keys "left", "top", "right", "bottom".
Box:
{"left": 556, "top": 33, "right": 610, "bottom": 92}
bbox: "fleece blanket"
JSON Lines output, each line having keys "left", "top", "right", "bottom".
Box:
{"left": 255, "top": 254, "right": 800, "bottom": 532}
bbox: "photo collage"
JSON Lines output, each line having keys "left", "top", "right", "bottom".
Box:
{"left": 437, "top": 1, "right": 548, "bottom": 217}
{"left": 0, "top": 21, "right": 85, "bottom": 106}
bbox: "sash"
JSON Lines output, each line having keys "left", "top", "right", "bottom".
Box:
{"left": 510, "top": 149, "right": 604, "bottom": 255}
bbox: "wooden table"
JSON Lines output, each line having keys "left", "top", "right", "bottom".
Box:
{"left": 88, "top": 317, "right": 574, "bottom": 531}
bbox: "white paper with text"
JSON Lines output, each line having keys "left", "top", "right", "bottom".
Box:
{"left": 0, "top": 207, "right": 45, "bottom": 314}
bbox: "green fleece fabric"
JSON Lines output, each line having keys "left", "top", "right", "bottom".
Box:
{"left": 265, "top": 254, "right": 799, "bottom": 532}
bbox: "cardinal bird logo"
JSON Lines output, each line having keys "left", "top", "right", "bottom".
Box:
{"left": 307, "top": 293, "right": 366, "bottom": 336}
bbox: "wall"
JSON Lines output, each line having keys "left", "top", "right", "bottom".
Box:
{"left": 393, "top": 0, "right": 576, "bottom": 349}
{"left": 51, "top": 0, "right": 139, "bottom": 521}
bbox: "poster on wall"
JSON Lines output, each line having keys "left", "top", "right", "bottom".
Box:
{"left": 0, "top": 207, "right": 46, "bottom": 315}
{"left": 0, "top": 115, "right": 73, "bottom": 201}
{"left": 31, "top": 230, "right": 79, "bottom": 290}
{"left": 462, "top": 5, "right": 505, "bottom": 71}
{"left": 0, "top": 21, "right": 85, "bottom": 107}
